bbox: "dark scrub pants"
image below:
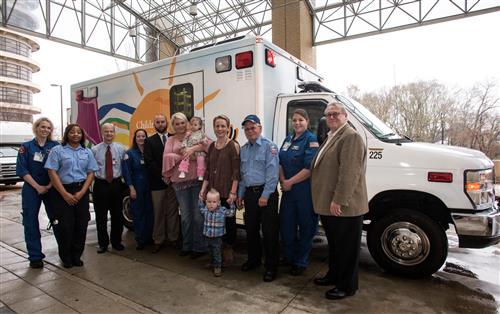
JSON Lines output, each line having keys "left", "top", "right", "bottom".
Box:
{"left": 21, "top": 185, "right": 53, "bottom": 261}
{"left": 51, "top": 182, "right": 90, "bottom": 265}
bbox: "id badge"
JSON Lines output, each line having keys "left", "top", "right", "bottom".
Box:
{"left": 33, "top": 152, "right": 44, "bottom": 162}
{"left": 140, "top": 158, "right": 145, "bottom": 165}
{"left": 282, "top": 142, "right": 291, "bottom": 151}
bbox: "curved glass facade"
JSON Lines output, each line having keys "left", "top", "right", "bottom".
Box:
{"left": 0, "top": 61, "right": 32, "bottom": 81}
{"left": 0, "top": 87, "right": 32, "bottom": 105}
{"left": 0, "top": 28, "right": 39, "bottom": 123}
{"left": 0, "top": 36, "right": 31, "bottom": 57}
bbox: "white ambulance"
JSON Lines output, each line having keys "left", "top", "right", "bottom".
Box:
{"left": 71, "top": 36, "right": 499, "bottom": 277}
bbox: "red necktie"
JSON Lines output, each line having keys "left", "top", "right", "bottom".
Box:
{"left": 105, "top": 145, "right": 113, "bottom": 183}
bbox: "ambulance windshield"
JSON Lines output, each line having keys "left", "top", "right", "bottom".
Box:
{"left": 336, "top": 95, "right": 409, "bottom": 142}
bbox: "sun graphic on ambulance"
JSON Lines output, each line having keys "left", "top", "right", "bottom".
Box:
{"left": 75, "top": 57, "right": 231, "bottom": 147}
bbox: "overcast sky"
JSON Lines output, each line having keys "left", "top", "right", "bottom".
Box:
{"left": 32, "top": 11, "right": 500, "bottom": 136}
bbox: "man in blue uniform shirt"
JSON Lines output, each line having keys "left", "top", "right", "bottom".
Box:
{"left": 91, "top": 123, "right": 127, "bottom": 253}
{"left": 236, "top": 114, "right": 280, "bottom": 282}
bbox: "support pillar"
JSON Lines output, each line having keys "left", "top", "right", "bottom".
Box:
{"left": 272, "top": 0, "right": 316, "bottom": 68}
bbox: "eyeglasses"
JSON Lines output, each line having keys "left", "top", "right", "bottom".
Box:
{"left": 324, "top": 112, "right": 344, "bottom": 119}
{"left": 244, "top": 126, "right": 258, "bottom": 132}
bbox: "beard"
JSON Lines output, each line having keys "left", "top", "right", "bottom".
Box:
{"left": 155, "top": 125, "right": 167, "bottom": 133}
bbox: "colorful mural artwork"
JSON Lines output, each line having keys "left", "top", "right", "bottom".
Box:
{"left": 75, "top": 56, "right": 231, "bottom": 148}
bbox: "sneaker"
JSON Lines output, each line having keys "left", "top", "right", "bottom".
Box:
{"left": 29, "top": 260, "right": 43, "bottom": 269}
{"left": 179, "top": 172, "right": 186, "bottom": 179}
{"left": 213, "top": 267, "right": 222, "bottom": 277}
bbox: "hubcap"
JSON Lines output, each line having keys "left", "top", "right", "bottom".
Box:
{"left": 381, "top": 222, "right": 430, "bottom": 266}
{"left": 122, "top": 196, "right": 133, "bottom": 223}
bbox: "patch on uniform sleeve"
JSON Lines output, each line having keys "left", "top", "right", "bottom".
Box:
{"left": 270, "top": 145, "right": 278, "bottom": 156}
{"left": 309, "top": 142, "right": 319, "bottom": 148}
{"left": 18, "top": 146, "right": 26, "bottom": 154}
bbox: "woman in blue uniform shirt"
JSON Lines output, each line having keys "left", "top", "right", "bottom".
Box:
{"left": 279, "top": 109, "right": 319, "bottom": 276}
{"left": 16, "top": 117, "right": 59, "bottom": 268}
{"left": 122, "top": 128, "right": 154, "bottom": 250}
{"left": 45, "top": 123, "right": 98, "bottom": 268}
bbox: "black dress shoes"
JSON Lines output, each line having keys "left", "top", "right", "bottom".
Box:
{"left": 313, "top": 276, "right": 336, "bottom": 286}
{"left": 29, "top": 260, "right": 44, "bottom": 269}
{"left": 112, "top": 243, "right": 125, "bottom": 251}
{"left": 289, "top": 266, "right": 306, "bottom": 276}
{"left": 97, "top": 247, "right": 108, "bottom": 254}
{"left": 136, "top": 243, "right": 146, "bottom": 251}
{"left": 240, "top": 261, "right": 261, "bottom": 272}
{"left": 63, "top": 262, "right": 73, "bottom": 268}
{"left": 73, "top": 260, "right": 84, "bottom": 267}
{"left": 325, "top": 288, "right": 355, "bottom": 300}
{"left": 263, "top": 270, "right": 277, "bottom": 282}
{"left": 179, "top": 250, "right": 191, "bottom": 256}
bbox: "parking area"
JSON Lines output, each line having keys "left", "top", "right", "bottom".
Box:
{"left": 1, "top": 184, "right": 499, "bottom": 314}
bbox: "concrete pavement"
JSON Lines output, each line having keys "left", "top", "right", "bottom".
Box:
{"left": 1, "top": 185, "right": 499, "bottom": 313}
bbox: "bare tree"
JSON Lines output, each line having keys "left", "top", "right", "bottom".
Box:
{"left": 350, "top": 79, "right": 499, "bottom": 159}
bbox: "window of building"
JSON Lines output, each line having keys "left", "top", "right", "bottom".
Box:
{"left": 0, "top": 37, "right": 31, "bottom": 57}
{"left": 0, "top": 87, "right": 32, "bottom": 105}
{"left": 0, "top": 62, "right": 32, "bottom": 81}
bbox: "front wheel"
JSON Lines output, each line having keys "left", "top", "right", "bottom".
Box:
{"left": 367, "top": 209, "right": 448, "bottom": 277}
{"left": 122, "top": 196, "right": 134, "bottom": 231}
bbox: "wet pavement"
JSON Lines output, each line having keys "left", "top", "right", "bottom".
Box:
{"left": 1, "top": 184, "right": 499, "bottom": 313}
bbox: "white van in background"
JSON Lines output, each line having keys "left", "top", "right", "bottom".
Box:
{"left": 0, "top": 121, "right": 33, "bottom": 185}
{"left": 71, "top": 36, "right": 499, "bottom": 277}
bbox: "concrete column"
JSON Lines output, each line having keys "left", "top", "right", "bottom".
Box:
{"left": 159, "top": 39, "right": 178, "bottom": 60}
{"left": 145, "top": 24, "right": 179, "bottom": 62}
{"left": 272, "top": 0, "right": 316, "bottom": 68}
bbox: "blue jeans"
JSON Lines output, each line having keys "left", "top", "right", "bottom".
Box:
{"left": 206, "top": 236, "right": 222, "bottom": 268}
{"left": 175, "top": 184, "right": 206, "bottom": 252}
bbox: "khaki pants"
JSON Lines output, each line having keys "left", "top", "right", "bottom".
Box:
{"left": 151, "top": 186, "right": 179, "bottom": 244}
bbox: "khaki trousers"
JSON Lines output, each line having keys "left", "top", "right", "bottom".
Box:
{"left": 151, "top": 186, "right": 179, "bottom": 244}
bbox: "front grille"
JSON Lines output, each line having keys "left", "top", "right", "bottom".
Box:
{"left": 0, "top": 163, "right": 18, "bottom": 179}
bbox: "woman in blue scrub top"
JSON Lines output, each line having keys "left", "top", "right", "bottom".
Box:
{"left": 122, "top": 128, "right": 154, "bottom": 250}
{"left": 45, "top": 123, "right": 98, "bottom": 268}
{"left": 16, "top": 117, "right": 59, "bottom": 269}
{"left": 279, "top": 109, "right": 319, "bottom": 276}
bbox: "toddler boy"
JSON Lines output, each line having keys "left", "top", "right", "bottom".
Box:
{"left": 199, "top": 188, "right": 236, "bottom": 276}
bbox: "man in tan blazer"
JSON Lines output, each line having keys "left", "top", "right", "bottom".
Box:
{"left": 311, "top": 100, "right": 368, "bottom": 300}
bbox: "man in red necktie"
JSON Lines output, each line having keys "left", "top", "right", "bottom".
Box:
{"left": 91, "top": 123, "right": 127, "bottom": 253}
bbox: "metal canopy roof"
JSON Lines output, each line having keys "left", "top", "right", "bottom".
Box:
{"left": 2, "top": 0, "right": 500, "bottom": 63}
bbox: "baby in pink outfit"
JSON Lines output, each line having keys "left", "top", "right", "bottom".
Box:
{"left": 178, "top": 116, "right": 207, "bottom": 180}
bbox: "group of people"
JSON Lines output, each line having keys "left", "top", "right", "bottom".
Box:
{"left": 16, "top": 100, "right": 368, "bottom": 300}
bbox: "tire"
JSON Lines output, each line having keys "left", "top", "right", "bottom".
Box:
{"left": 367, "top": 209, "right": 448, "bottom": 277}
{"left": 122, "top": 196, "right": 134, "bottom": 231}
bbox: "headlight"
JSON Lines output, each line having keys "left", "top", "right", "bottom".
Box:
{"left": 465, "top": 169, "right": 495, "bottom": 210}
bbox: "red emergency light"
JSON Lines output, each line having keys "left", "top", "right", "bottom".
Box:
{"left": 265, "top": 49, "right": 276, "bottom": 67}
{"left": 235, "top": 51, "right": 253, "bottom": 69}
